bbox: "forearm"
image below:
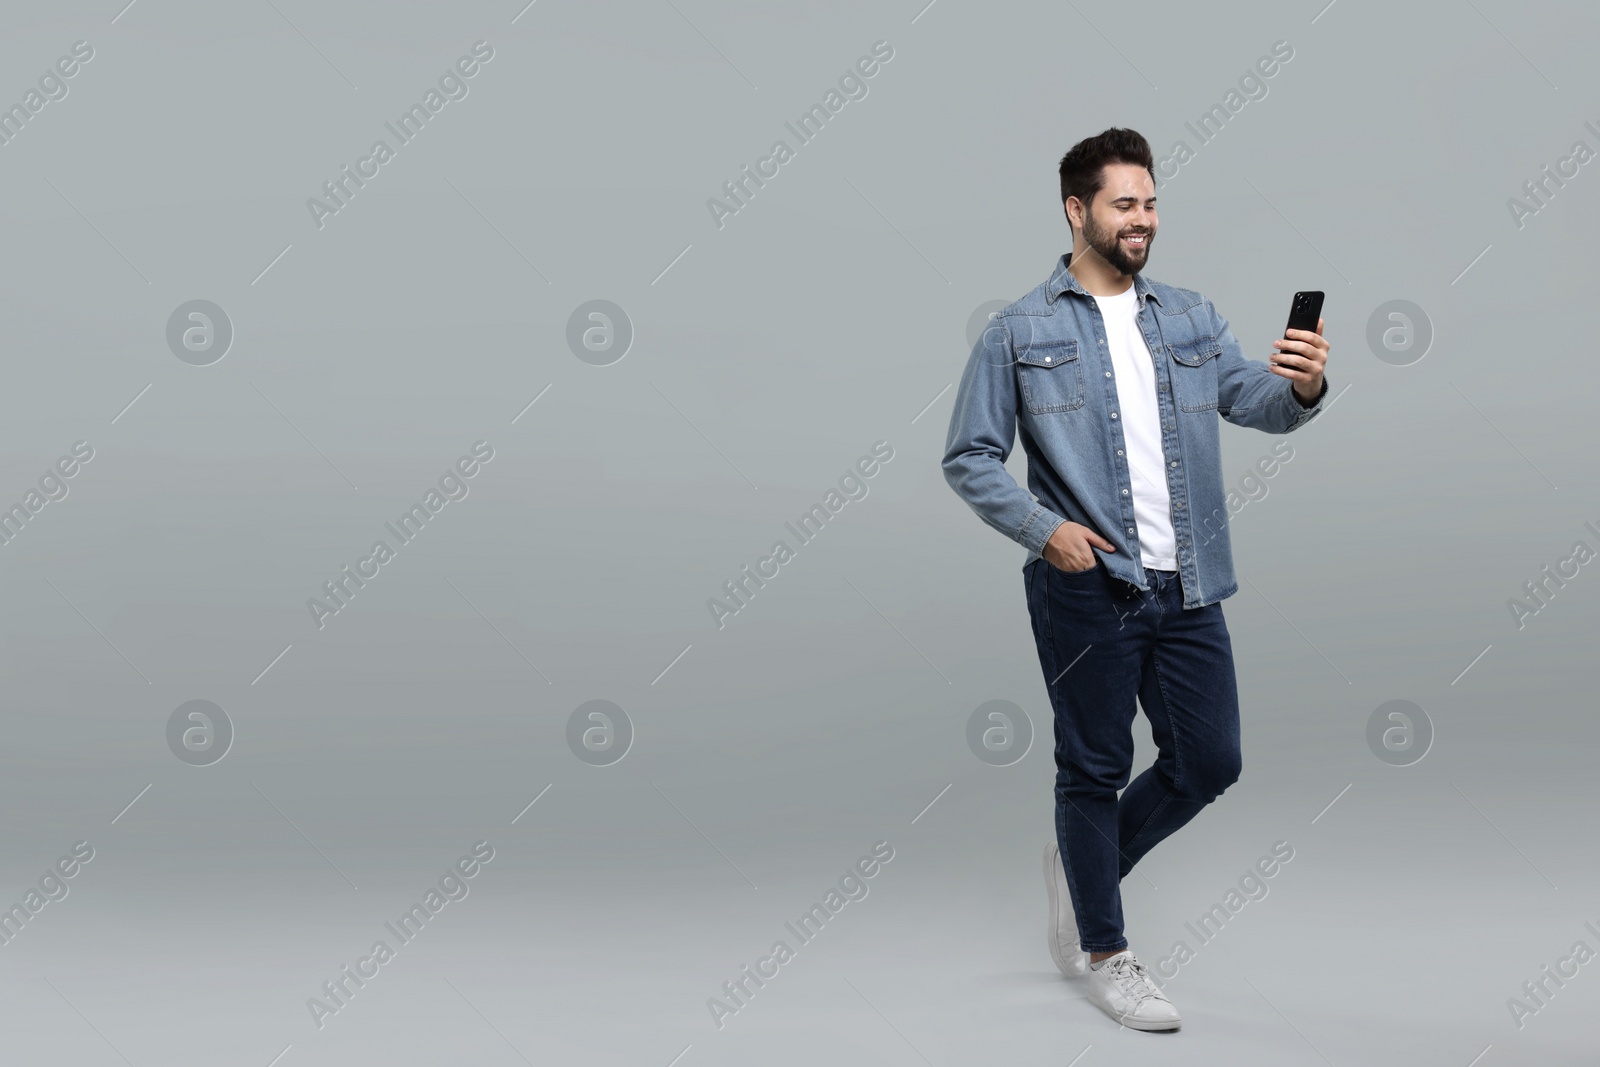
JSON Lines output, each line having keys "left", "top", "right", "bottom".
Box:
{"left": 1293, "top": 375, "right": 1327, "bottom": 408}
{"left": 1213, "top": 307, "right": 1326, "bottom": 433}
{"left": 1231, "top": 368, "right": 1327, "bottom": 431}
{"left": 943, "top": 448, "right": 1066, "bottom": 554}
{"left": 942, "top": 324, "right": 1067, "bottom": 555}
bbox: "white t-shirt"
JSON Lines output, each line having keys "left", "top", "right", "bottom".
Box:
{"left": 1092, "top": 285, "right": 1177, "bottom": 571}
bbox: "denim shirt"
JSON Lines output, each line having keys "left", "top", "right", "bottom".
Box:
{"left": 942, "top": 253, "right": 1327, "bottom": 608}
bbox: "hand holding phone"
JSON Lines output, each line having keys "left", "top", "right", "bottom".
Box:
{"left": 1270, "top": 291, "right": 1328, "bottom": 398}
{"left": 1283, "top": 290, "right": 1324, "bottom": 340}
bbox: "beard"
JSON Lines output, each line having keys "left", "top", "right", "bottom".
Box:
{"left": 1082, "top": 211, "right": 1153, "bottom": 276}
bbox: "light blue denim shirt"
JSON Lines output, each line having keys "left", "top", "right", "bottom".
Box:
{"left": 942, "top": 253, "right": 1327, "bottom": 608}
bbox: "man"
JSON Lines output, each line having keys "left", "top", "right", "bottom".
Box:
{"left": 941, "top": 127, "right": 1329, "bottom": 1031}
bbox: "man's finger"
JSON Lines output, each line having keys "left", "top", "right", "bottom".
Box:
{"left": 1284, "top": 329, "right": 1329, "bottom": 351}
{"left": 1267, "top": 350, "right": 1318, "bottom": 367}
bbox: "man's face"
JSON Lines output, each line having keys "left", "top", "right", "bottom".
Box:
{"left": 1074, "top": 163, "right": 1157, "bottom": 276}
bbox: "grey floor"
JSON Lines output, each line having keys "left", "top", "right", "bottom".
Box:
{"left": 5, "top": 633, "right": 1596, "bottom": 1066}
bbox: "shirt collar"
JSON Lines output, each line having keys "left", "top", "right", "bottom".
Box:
{"left": 1045, "top": 253, "right": 1162, "bottom": 308}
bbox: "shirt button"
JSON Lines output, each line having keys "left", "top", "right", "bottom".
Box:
{"left": 1105, "top": 371, "right": 1112, "bottom": 378}
{"left": 1044, "top": 356, "right": 1052, "bottom": 363}
{"left": 1121, "top": 489, "right": 1129, "bottom": 495}
{"left": 1170, "top": 460, "right": 1178, "bottom": 467}
{"left": 1111, "top": 412, "right": 1119, "bottom": 419}
{"left": 1127, "top": 528, "right": 1135, "bottom": 535}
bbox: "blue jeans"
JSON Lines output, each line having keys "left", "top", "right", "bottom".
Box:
{"left": 1024, "top": 559, "right": 1242, "bottom": 952}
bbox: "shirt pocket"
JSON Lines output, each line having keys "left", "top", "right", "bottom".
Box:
{"left": 1167, "top": 336, "right": 1221, "bottom": 412}
{"left": 1015, "top": 339, "right": 1084, "bottom": 414}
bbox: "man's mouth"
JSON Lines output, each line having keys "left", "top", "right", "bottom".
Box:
{"left": 1121, "top": 232, "right": 1150, "bottom": 247}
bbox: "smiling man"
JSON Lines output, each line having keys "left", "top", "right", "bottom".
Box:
{"left": 941, "top": 128, "right": 1329, "bottom": 1031}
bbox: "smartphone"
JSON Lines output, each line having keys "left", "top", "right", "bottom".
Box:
{"left": 1284, "top": 290, "right": 1324, "bottom": 338}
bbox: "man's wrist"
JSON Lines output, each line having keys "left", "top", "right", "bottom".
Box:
{"left": 1293, "top": 377, "right": 1327, "bottom": 408}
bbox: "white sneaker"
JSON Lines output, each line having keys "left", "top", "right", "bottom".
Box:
{"left": 1085, "top": 950, "right": 1181, "bottom": 1031}
{"left": 1044, "top": 840, "right": 1088, "bottom": 977}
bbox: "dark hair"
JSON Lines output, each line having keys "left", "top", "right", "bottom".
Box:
{"left": 1058, "top": 128, "right": 1155, "bottom": 237}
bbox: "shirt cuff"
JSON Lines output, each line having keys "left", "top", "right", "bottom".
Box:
{"left": 1286, "top": 375, "right": 1328, "bottom": 428}
{"left": 1019, "top": 506, "right": 1067, "bottom": 556}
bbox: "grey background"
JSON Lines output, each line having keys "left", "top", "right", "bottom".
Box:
{"left": 0, "top": 0, "right": 1595, "bottom": 1063}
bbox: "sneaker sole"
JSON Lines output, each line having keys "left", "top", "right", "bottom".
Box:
{"left": 1110, "top": 1009, "right": 1182, "bottom": 1032}
{"left": 1086, "top": 984, "right": 1182, "bottom": 1031}
{"left": 1044, "top": 842, "right": 1087, "bottom": 977}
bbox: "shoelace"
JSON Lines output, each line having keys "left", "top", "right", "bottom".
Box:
{"left": 1104, "top": 955, "right": 1170, "bottom": 1005}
